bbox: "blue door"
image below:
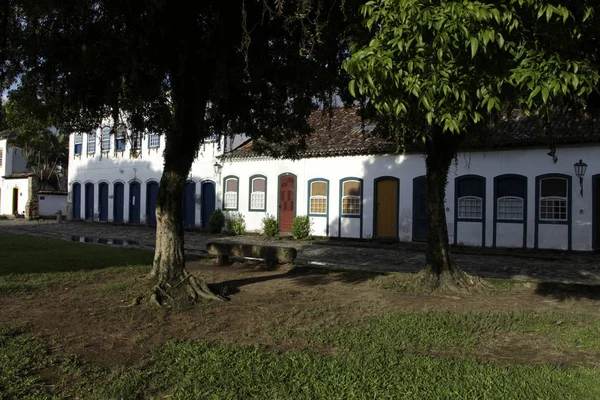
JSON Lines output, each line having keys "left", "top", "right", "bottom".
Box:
{"left": 201, "top": 181, "right": 216, "bottom": 228}
{"left": 113, "top": 182, "right": 124, "bottom": 223}
{"left": 412, "top": 176, "right": 428, "bottom": 241}
{"left": 146, "top": 181, "right": 159, "bottom": 226}
{"left": 129, "top": 182, "right": 141, "bottom": 224}
{"left": 72, "top": 183, "right": 81, "bottom": 219}
{"left": 183, "top": 181, "right": 196, "bottom": 228}
{"left": 98, "top": 183, "right": 109, "bottom": 221}
{"left": 84, "top": 183, "right": 94, "bottom": 220}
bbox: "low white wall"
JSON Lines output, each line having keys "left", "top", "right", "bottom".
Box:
{"left": 39, "top": 194, "right": 67, "bottom": 216}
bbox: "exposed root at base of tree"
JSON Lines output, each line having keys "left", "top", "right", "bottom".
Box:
{"left": 414, "top": 263, "right": 488, "bottom": 293}
{"left": 137, "top": 270, "right": 227, "bottom": 307}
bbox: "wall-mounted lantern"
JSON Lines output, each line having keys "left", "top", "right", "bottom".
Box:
{"left": 574, "top": 159, "right": 588, "bottom": 197}
{"left": 213, "top": 161, "right": 222, "bottom": 176}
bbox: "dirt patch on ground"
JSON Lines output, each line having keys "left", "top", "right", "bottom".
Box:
{"left": 0, "top": 261, "right": 598, "bottom": 370}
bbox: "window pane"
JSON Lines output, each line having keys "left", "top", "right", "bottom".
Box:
{"left": 87, "top": 133, "right": 96, "bottom": 153}
{"left": 310, "top": 196, "right": 327, "bottom": 214}
{"left": 149, "top": 133, "right": 160, "bottom": 148}
{"left": 497, "top": 196, "right": 523, "bottom": 220}
{"left": 252, "top": 178, "right": 265, "bottom": 192}
{"left": 541, "top": 178, "right": 567, "bottom": 198}
{"left": 311, "top": 181, "right": 327, "bottom": 197}
{"left": 458, "top": 196, "right": 482, "bottom": 219}
{"left": 224, "top": 193, "right": 237, "bottom": 209}
{"left": 342, "top": 196, "right": 361, "bottom": 215}
{"left": 101, "top": 127, "right": 111, "bottom": 151}
{"left": 343, "top": 181, "right": 360, "bottom": 196}
{"left": 540, "top": 197, "right": 567, "bottom": 221}
{"left": 226, "top": 179, "right": 238, "bottom": 192}
{"left": 74, "top": 134, "right": 82, "bottom": 144}
{"left": 251, "top": 192, "right": 265, "bottom": 210}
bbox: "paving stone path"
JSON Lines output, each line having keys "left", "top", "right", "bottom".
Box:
{"left": 1, "top": 220, "right": 599, "bottom": 285}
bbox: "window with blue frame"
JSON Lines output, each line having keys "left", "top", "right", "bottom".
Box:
{"left": 74, "top": 134, "right": 83, "bottom": 155}
{"left": 131, "top": 131, "right": 143, "bottom": 150}
{"left": 341, "top": 180, "right": 361, "bottom": 215}
{"left": 309, "top": 181, "right": 328, "bottom": 215}
{"left": 495, "top": 176, "right": 526, "bottom": 221}
{"left": 148, "top": 133, "right": 160, "bottom": 148}
{"left": 539, "top": 177, "right": 568, "bottom": 221}
{"left": 249, "top": 176, "right": 266, "bottom": 211}
{"left": 101, "top": 126, "right": 111, "bottom": 152}
{"left": 87, "top": 132, "right": 96, "bottom": 154}
{"left": 115, "top": 126, "right": 126, "bottom": 151}
{"left": 456, "top": 176, "right": 485, "bottom": 220}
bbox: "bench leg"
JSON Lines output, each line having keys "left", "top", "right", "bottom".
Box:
{"left": 263, "top": 259, "right": 278, "bottom": 270}
{"left": 217, "top": 255, "right": 231, "bottom": 266}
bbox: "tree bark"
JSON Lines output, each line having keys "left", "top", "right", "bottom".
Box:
{"left": 146, "top": 34, "right": 223, "bottom": 304}
{"left": 417, "top": 127, "right": 482, "bottom": 291}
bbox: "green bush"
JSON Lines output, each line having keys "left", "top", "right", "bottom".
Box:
{"left": 261, "top": 214, "right": 279, "bottom": 238}
{"left": 207, "top": 209, "right": 225, "bottom": 233}
{"left": 225, "top": 212, "right": 246, "bottom": 235}
{"left": 290, "top": 215, "right": 312, "bottom": 240}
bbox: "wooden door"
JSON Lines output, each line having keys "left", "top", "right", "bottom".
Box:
{"left": 113, "top": 182, "right": 124, "bottom": 222}
{"left": 201, "top": 181, "right": 216, "bottom": 228}
{"left": 412, "top": 176, "right": 428, "bottom": 241}
{"left": 12, "top": 187, "right": 18, "bottom": 214}
{"left": 84, "top": 183, "right": 94, "bottom": 220}
{"left": 146, "top": 181, "right": 159, "bottom": 226}
{"left": 98, "top": 183, "right": 109, "bottom": 221}
{"left": 72, "top": 183, "right": 81, "bottom": 219}
{"left": 279, "top": 175, "right": 295, "bottom": 233}
{"left": 129, "top": 182, "right": 141, "bottom": 224}
{"left": 183, "top": 181, "right": 196, "bottom": 228}
{"left": 596, "top": 177, "right": 600, "bottom": 249}
{"left": 375, "top": 178, "right": 399, "bottom": 238}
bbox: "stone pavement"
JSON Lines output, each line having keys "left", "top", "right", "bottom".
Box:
{"left": 1, "top": 219, "right": 599, "bottom": 285}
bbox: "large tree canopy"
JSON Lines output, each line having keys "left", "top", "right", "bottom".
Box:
{"left": 345, "top": 0, "right": 599, "bottom": 290}
{"left": 1, "top": 0, "right": 359, "bottom": 304}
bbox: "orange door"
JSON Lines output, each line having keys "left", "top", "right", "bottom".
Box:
{"left": 279, "top": 175, "right": 295, "bottom": 233}
{"left": 376, "top": 179, "right": 398, "bottom": 238}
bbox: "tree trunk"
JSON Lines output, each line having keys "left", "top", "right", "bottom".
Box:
{"left": 145, "top": 41, "right": 223, "bottom": 305}
{"left": 417, "top": 127, "right": 482, "bottom": 291}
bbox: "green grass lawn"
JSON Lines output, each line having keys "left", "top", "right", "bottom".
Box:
{"left": 0, "top": 232, "right": 599, "bottom": 399}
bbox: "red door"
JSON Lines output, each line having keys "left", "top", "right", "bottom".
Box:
{"left": 279, "top": 175, "right": 295, "bottom": 233}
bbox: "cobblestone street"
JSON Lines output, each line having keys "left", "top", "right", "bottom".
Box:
{"left": 1, "top": 219, "right": 599, "bottom": 285}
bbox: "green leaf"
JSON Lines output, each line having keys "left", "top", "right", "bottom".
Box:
{"left": 470, "top": 37, "right": 479, "bottom": 58}
{"left": 542, "top": 86, "right": 549, "bottom": 103}
{"left": 348, "top": 80, "right": 357, "bottom": 98}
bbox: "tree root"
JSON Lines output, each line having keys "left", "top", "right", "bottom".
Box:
{"left": 415, "top": 263, "right": 488, "bottom": 293}
{"left": 143, "top": 271, "right": 226, "bottom": 307}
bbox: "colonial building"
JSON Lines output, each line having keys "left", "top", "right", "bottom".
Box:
{"left": 67, "top": 109, "right": 600, "bottom": 251}
{"left": 0, "top": 131, "right": 67, "bottom": 218}
{"left": 66, "top": 124, "right": 245, "bottom": 227}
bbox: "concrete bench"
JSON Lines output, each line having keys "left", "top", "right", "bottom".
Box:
{"left": 206, "top": 242, "right": 297, "bottom": 268}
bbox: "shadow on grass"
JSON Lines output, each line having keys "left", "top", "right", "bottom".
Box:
{"left": 213, "top": 266, "right": 384, "bottom": 296}
{"left": 0, "top": 232, "right": 154, "bottom": 275}
{"left": 535, "top": 282, "right": 600, "bottom": 301}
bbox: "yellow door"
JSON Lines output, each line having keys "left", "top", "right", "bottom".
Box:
{"left": 376, "top": 179, "right": 398, "bottom": 238}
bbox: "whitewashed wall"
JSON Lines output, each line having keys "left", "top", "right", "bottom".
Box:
{"left": 67, "top": 130, "right": 232, "bottom": 224}
{"left": 0, "top": 178, "right": 29, "bottom": 215}
{"left": 38, "top": 194, "right": 67, "bottom": 216}
{"left": 221, "top": 144, "right": 600, "bottom": 251}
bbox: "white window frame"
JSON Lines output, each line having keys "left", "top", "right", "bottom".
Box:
{"left": 131, "top": 131, "right": 143, "bottom": 150}
{"left": 457, "top": 196, "right": 483, "bottom": 219}
{"left": 87, "top": 132, "right": 96, "bottom": 154}
{"left": 101, "top": 126, "right": 111, "bottom": 152}
{"left": 341, "top": 180, "right": 361, "bottom": 216}
{"left": 224, "top": 177, "right": 238, "bottom": 210}
{"left": 74, "top": 134, "right": 83, "bottom": 155}
{"left": 497, "top": 196, "right": 524, "bottom": 221}
{"left": 148, "top": 133, "right": 160, "bottom": 148}
{"left": 0, "top": 147, "right": 3, "bottom": 167}
{"left": 309, "top": 181, "right": 328, "bottom": 215}
{"left": 539, "top": 178, "right": 568, "bottom": 222}
{"left": 249, "top": 177, "right": 266, "bottom": 211}
{"left": 115, "top": 126, "right": 126, "bottom": 152}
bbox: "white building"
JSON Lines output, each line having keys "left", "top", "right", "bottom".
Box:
{"left": 67, "top": 125, "right": 245, "bottom": 227}
{"left": 0, "top": 131, "right": 31, "bottom": 216}
{"left": 67, "top": 109, "right": 600, "bottom": 251}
